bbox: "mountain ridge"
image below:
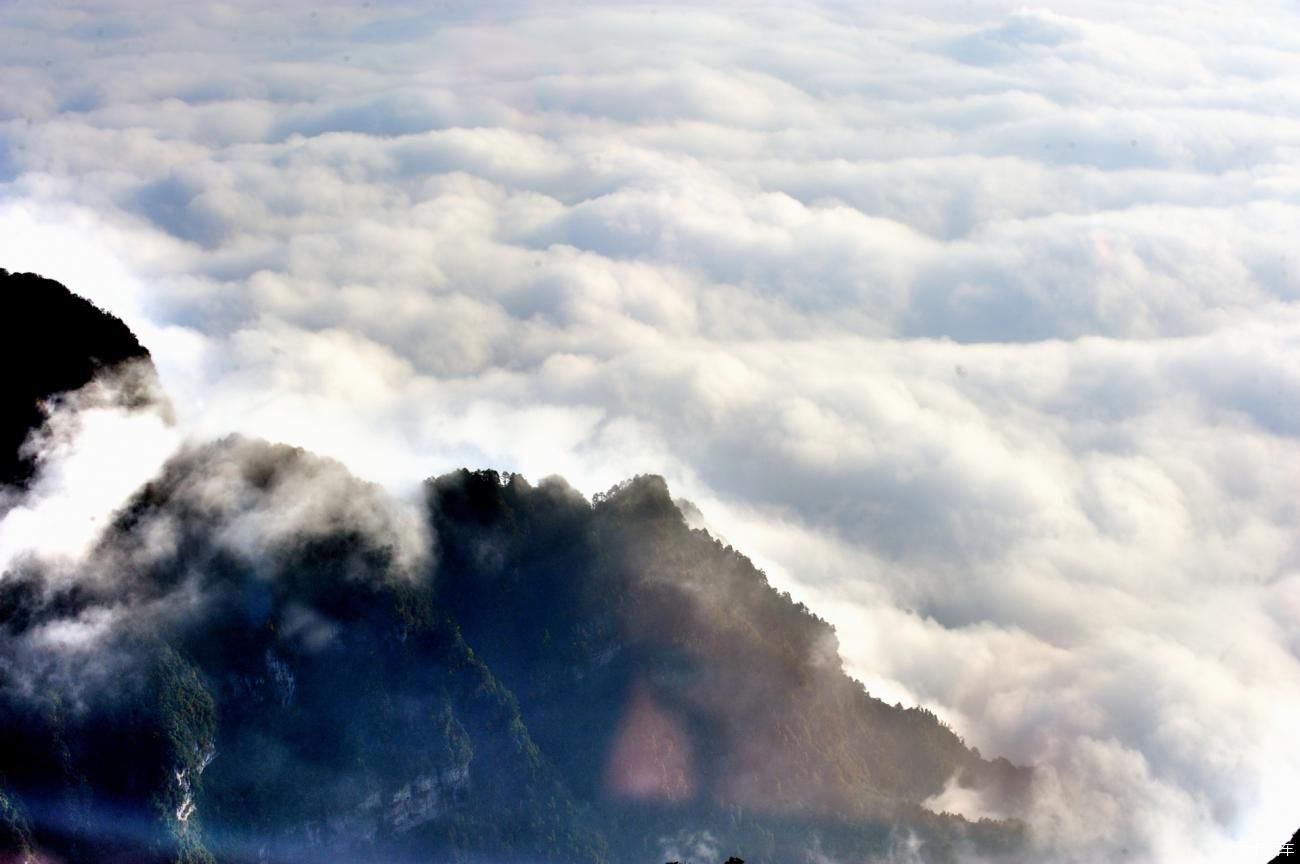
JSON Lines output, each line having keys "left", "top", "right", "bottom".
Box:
{"left": 0, "top": 271, "right": 1033, "bottom": 864}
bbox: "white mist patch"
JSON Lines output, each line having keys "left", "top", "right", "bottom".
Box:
{"left": 29, "top": 605, "right": 119, "bottom": 653}
{"left": 0, "top": 371, "right": 179, "bottom": 574}
{"left": 924, "top": 777, "right": 1009, "bottom": 823}
{"left": 658, "top": 829, "right": 720, "bottom": 864}
{"left": 179, "top": 436, "right": 434, "bottom": 580}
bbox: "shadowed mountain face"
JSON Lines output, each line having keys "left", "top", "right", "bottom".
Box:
{"left": 2, "top": 438, "right": 609, "bottom": 864}
{"left": 0, "top": 269, "right": 154, "bottom": 489}
{"left": 426, "top": 469, "right": 1032, "bottom": 862}
{"left": 0, "top": 273, "right": 1032, "bottom": 863}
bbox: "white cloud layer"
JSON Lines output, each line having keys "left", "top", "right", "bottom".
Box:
{"left": 3, "top": 1, "right": 1300, "bottom": 860}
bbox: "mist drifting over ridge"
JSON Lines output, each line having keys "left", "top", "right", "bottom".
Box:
{"left": 2, "top": 1, "right": 1300, "bottom": 861}
{"left": 1, "top": 270, "right": 1033, "bottom": 864}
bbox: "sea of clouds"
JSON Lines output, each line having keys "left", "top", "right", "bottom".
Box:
{"left": 2, "top": 1, "right": 1300, "bottom": 861}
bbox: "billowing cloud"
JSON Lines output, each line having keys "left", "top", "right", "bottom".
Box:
{"left": 3, "top": 0, "right": 1300, "bottom": 861}
{"left": 0, "top": 359, "right": 179, "bottom": 572}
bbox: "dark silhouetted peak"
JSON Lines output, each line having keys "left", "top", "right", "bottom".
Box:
{"left": 593, "top": 474, "right": 684, "bottom": 526}
{"left": 0, "top": 268, "right": 155, "bottom": 488}
{"left": 1, "top": 442, "right": 1031, "bottom": 862}
{"left": 427, "top": 466, "right": 1031, "bottom": 860}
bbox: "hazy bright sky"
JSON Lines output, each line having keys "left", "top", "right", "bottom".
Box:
{"left": 3, "top": 2, "right": 1300, "bottom": 861}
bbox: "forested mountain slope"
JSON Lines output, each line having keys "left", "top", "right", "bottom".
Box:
{"left": 0, "top": 273, "right": 1030, "bottom": 864}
